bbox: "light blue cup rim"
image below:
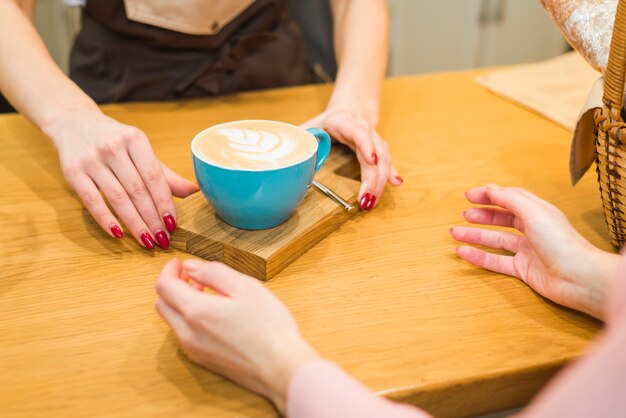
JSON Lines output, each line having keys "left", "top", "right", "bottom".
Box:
{"left": 191, "top": 120, "right": 321, "bottom": 172}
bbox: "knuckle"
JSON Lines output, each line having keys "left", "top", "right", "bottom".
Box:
{"left": 129, "top": 182, "right": 148, "bottom": 197}
{"left": 143, "top": 168, "right": 163, "bottom": 185}
{"left": 81, "top": 191, "right": 102, "bottom": 207}
{"left": 183, "top": 304, "right": 205, "bottom": 326}
{"left": 97, "top": 140, "right": 124, "bottom": 157}
{"left": 123, "top": 127, "right": 145, "bottom": 144}
{"left": 155, "top": 197, "right": 172, "bottom": 209}
{"left": 145, "top": 214, "right": 162, "bottom": 229}
{"left": 62, "top": 163, "right": 81, "bottom": 179}
{"left": 92, "top": 208, "right": 111, "bottom": 223}
{"left": 107, "top": 188, "right": 127, "bottom": 205}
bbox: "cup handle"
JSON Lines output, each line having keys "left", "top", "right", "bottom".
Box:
{"left": 306, "top": 128, "right": 331, "bottom": 173}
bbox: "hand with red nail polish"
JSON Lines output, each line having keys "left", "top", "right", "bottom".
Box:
{"left": 140, "top": 232, "right": 155, "bottom": 249}
{"left": 110, "top": 224, "right": 124, "bottom": 238}
{"left": 155, "top": 231, "right": 170, "bottom": 250}
{"left": 300, "top": 104, "right": 402, "bottom": 213}
{"left": 163, "top": 214, "right": 176, "bottom": 233}
{"left": 46, "top": 107, "right": 196, "bottom": 250}
{"left": 359, "top": 193, "right": 371, "bottom": 210}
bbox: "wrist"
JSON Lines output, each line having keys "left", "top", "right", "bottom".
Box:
{"left": 263, "top": 336, "right": 320, "bottom": 415}
{"left": 41, "top": 105, "right": 103, "bottom": 148}
{"left": 326, "top": 88, "right": 380, "bottom": 126}
{"left": 583, "top": 250, "right": 621, "bottom": 320}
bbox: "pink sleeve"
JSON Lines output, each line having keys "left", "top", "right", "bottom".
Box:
{"left": 287, "top": 359, "right": 431, "bottom": 418}
{"left": 519, "top": 254, "right": 626, "bottom": 417}
{"left": 288, "top": 255, "right": 626, "bottom": 418}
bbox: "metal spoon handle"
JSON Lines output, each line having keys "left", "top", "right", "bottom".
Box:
{"left": 312, "top": 179, "right": 355, "bottom": 212}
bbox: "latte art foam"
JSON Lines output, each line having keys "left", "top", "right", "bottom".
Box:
{"left": 194, "top": 121, "right": 317, "bottom": 170}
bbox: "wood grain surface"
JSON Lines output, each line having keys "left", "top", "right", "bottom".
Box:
{"left": 0, "top": 70, "right": 612, "bottom": 418}
{"left": 171, "top": 145, "right": 360, "bottom": 280}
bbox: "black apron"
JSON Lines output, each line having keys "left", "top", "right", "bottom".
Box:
{"left": 69, "top": 0, "right": 313, "bottom": 103}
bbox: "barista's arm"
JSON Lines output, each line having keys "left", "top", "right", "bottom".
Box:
{"left": 0, "top": 0, "right": 99, "bottom": 130}
{"left": 303, "top": 0, "right": 401, "bottom": 211}
{"left": 0, "top": 0, "right": 197, "bottom": 248}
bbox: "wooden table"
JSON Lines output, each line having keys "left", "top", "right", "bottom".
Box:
{"left": 0, "top": 70, "right": 611, "bottom": 418}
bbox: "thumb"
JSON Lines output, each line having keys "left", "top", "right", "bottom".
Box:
{"left": 161, "top": 163, "right": 199, "bottom": 197}
{"left": 299, "top": 112, "right": 325, "bottom": 130}
{"left": 160, "top": 258, "right": 183, "bottom": 280}
{"left": 182, "top": 259, "right": 253, "bottom": 297}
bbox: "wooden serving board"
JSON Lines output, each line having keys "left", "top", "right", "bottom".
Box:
{"left": 171, "top": 145, "right": 360, "bottom": 280}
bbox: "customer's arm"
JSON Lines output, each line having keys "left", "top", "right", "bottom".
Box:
{"left": 155, "top": 258, "right": 431, "bottom": 417}
{"left": 155, "top": 185, "right": 625, "bottom": 416}
{"left": 0, "top": 0, "right": 197, "bottom": 248}
{"left": 518, "top": 260, "right": 626, "bottom": 417}
{"left": 302, "top": 0, "right": 402, "bottom": 211}
{"left": 155, "top": 237, "right": 623, "bottom": 417}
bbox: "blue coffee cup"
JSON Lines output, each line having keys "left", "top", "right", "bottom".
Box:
{"left": 191, "top": 120, "right": 331, "bottom": 230}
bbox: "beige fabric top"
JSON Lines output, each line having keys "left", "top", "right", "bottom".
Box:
{"left": 123, "top": 0, "right": 256, "bottom": 35}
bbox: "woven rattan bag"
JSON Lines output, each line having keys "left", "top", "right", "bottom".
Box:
{"left": 595, "top": 0, "right": 626, "bottom": 247}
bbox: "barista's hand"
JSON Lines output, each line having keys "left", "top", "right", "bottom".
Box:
{"left": 155, "top": 258, "right": 319, "bottom": 414}
{"left": 49, "top": 111, "right": 198, "bottom": 249}
{"left": 451, "top": 185, "right": 620, "bottom": 319}
{"left": 302, "top": 105, "right": 402, "bottom": 210}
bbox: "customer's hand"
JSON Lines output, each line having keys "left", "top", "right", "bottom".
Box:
{"left": 302, "top": 104, "right": 402, "bottom": 211}
{"left": 155, "top": 258, "right": 319, "bottom": 414}
{"left": 49, "top": 111, "right": 198, "bottom": 249}
{"left": 450, "top": 184, "right": 620, "bottom": 319}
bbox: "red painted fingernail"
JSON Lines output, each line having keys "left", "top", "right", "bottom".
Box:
{"left": 359, "top": 193, "right": 371, "bottom": 210}
{"left": 371, "top": 153, "right": 378, "bottom": 165}
{"left": 396, "top": 176, "right": 404, "bottom": 183}
{"left": 140, "top": 232, "right": 155, "bottom": 249}
{"left": 365, "top": 195, "right": 377, "bottom": 210}
{"left": 110, "top": 224, "right": 123, "bottom": 239}
{"left": 163, "top": 214, "right": 176, "bottom": 233}
{"left": 155, "top": 231, "right": 170, "bottom": 250}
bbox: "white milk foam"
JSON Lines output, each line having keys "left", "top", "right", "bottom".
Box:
{"left": 195, "top": 121, "right": 317, "bottom": 170}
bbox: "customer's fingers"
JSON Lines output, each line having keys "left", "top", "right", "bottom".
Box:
{"left": 66, "top": 173, "right": 124, "bottom": 239}
{"left": 462, "top": 207, "right": 517, "bottom": 229}
{"left": 156, "top": 298, "right": 192, "bottom": 338}
{"left": 450, "top": 227, "right": 521, "bottom": 253}
{"left": 156, "top": 263, "right": 225, "bottom": 317}
{"left": 108, "top": 153, "right": 169, "bottom": 248}
{"left": 162, "top": 257, "right": 183, "bottom": 277}
{"left": 455, "top": 245, "right": 517, "bottom": 277}
{"left": 182, "top": 259, "right": 255, "bottom": 298}
{"left": 485, "top": 186, "right": 539, "bottom": 219}
{"left": 87, "top": 166, "right": 156, "bottom": 249}
{"left": 161, "top": 163, "right": 199, "bottom": 198}
{"left": 465, "top": 186, "right": 537, "bottom": 218}
{"left": 464, "top": 186, "right": 493, "bottom": 205}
